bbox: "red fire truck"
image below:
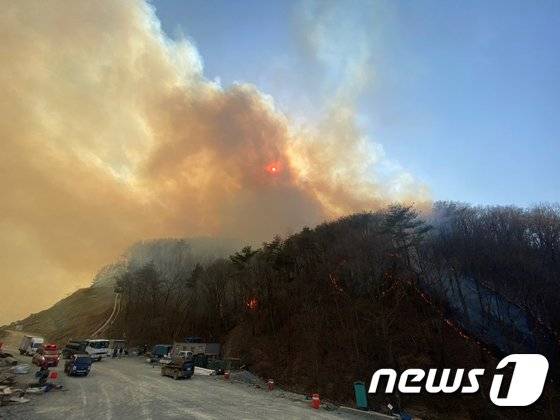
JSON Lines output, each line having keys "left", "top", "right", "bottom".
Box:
{"left": 43, "top": 343, "right": 60, "bottom": 367}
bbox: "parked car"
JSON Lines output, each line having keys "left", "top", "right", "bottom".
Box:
{"left": 64, "top": 354, "right": 92, "bottom": 377}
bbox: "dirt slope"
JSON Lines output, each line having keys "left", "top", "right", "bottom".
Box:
{"left": 3, "top": 285, "right": 115, "bottom": 345}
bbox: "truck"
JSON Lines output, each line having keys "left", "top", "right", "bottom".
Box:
{"left": 148, "top": 344, "right": 172, "bottom": 363}
{"left": 172, "top": 337, "right": 220, "bottom": 358}
{"left": 62, "top": 339, "right": 110, "bottom": 361}
{"left": 18, "top": 335, "right": 44, "bottom": 356}
{"left": 84, "top": 339, "right": 110, "bottom": 361}
{"left": 86, "top": 338, "right": 109, "bottom": 362}
{"left": 62, "top": 340, "right": 87, "bottom": 359}
{"left": 160, "top": 353, "right": 195, "bottom": 380}
{"left": 32, "top": 347, "right": 59, "bottom": 368}
{"left": 43, "top": 343, "right": 60, "bottom": 367}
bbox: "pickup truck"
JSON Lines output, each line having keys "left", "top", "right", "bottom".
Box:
{"left": 161, "top": 353, "right": 195, "bottom": 380}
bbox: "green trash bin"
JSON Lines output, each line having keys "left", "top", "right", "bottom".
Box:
{"left": 353, "top": 381, "right": 368, "bottom": 410}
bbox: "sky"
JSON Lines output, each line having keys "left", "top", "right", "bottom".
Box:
{"left": 152, "top": 0, "right": 560, "bottom": 207}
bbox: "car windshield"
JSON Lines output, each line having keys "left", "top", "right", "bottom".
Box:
{"left": 32, "top": 343, "right": 42, "bottom": 348}
{"left": 75, "top": 356, "right": 90, "bottom": 363}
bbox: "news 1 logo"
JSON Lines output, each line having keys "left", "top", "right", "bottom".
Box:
{"left": 369, "top": 354, "right": 549, "bottom": 407}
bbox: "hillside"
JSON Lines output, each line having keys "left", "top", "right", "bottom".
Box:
{"left": 4, "top": 285, "right": 115, "bottom": 344}
{"left": 2, "top": 237, "right": 238, "bottom": 344}
{"left": 110, "top": 203, "right": 560, "bottom": 419}
{"left": 5, "top": 204, "right": 559, "bottom": 418}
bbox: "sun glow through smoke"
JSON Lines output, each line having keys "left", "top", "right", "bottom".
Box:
{"left": 265, "top": 161, "right": 282, "bottom": 175}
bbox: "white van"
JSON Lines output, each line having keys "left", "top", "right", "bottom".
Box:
{"left": 85, "top": 339, "right": 110, "bottom": 361}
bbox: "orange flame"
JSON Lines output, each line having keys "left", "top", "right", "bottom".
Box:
{"left": 246, "top": 298, "right": 258, "bottom": 310}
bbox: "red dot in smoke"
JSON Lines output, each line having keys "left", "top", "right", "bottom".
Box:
{"left": 265, "top": 161, "right": 282, "bottom": 175}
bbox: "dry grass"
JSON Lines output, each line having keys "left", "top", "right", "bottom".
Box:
{"left": 16, "top": 285, "right": 115, "bottom": 344}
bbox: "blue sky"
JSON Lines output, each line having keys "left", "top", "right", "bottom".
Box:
{"left": 151, "top": 0, "right": 559, "bottom": 207}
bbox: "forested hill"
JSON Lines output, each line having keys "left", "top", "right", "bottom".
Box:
{"left": 112, "top": 203, "right": 560, "bottom": 419}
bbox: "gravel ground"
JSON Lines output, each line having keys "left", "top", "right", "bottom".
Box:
{"left": 0, "top": 352, "right": 361, "bottom": 419}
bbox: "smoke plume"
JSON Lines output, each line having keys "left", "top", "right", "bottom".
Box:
{"left": 0, "top": 0, "right": 428, "bottom": 323}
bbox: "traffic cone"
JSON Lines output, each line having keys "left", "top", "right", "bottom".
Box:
{"left": 224, "top": 371, "right": 230, "bottom": 380}
{"left": 49, "top": 371, "right": 58, "bottom": 385}
{"left": 311, "top": 393, "right": 320, "bottom": 409}
{"left": 267, "top": 379, "right": 274, "bottom": 391}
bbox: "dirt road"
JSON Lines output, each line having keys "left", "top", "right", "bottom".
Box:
{"left": 1, "top": 351, "right": 362, "bottom": 419}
